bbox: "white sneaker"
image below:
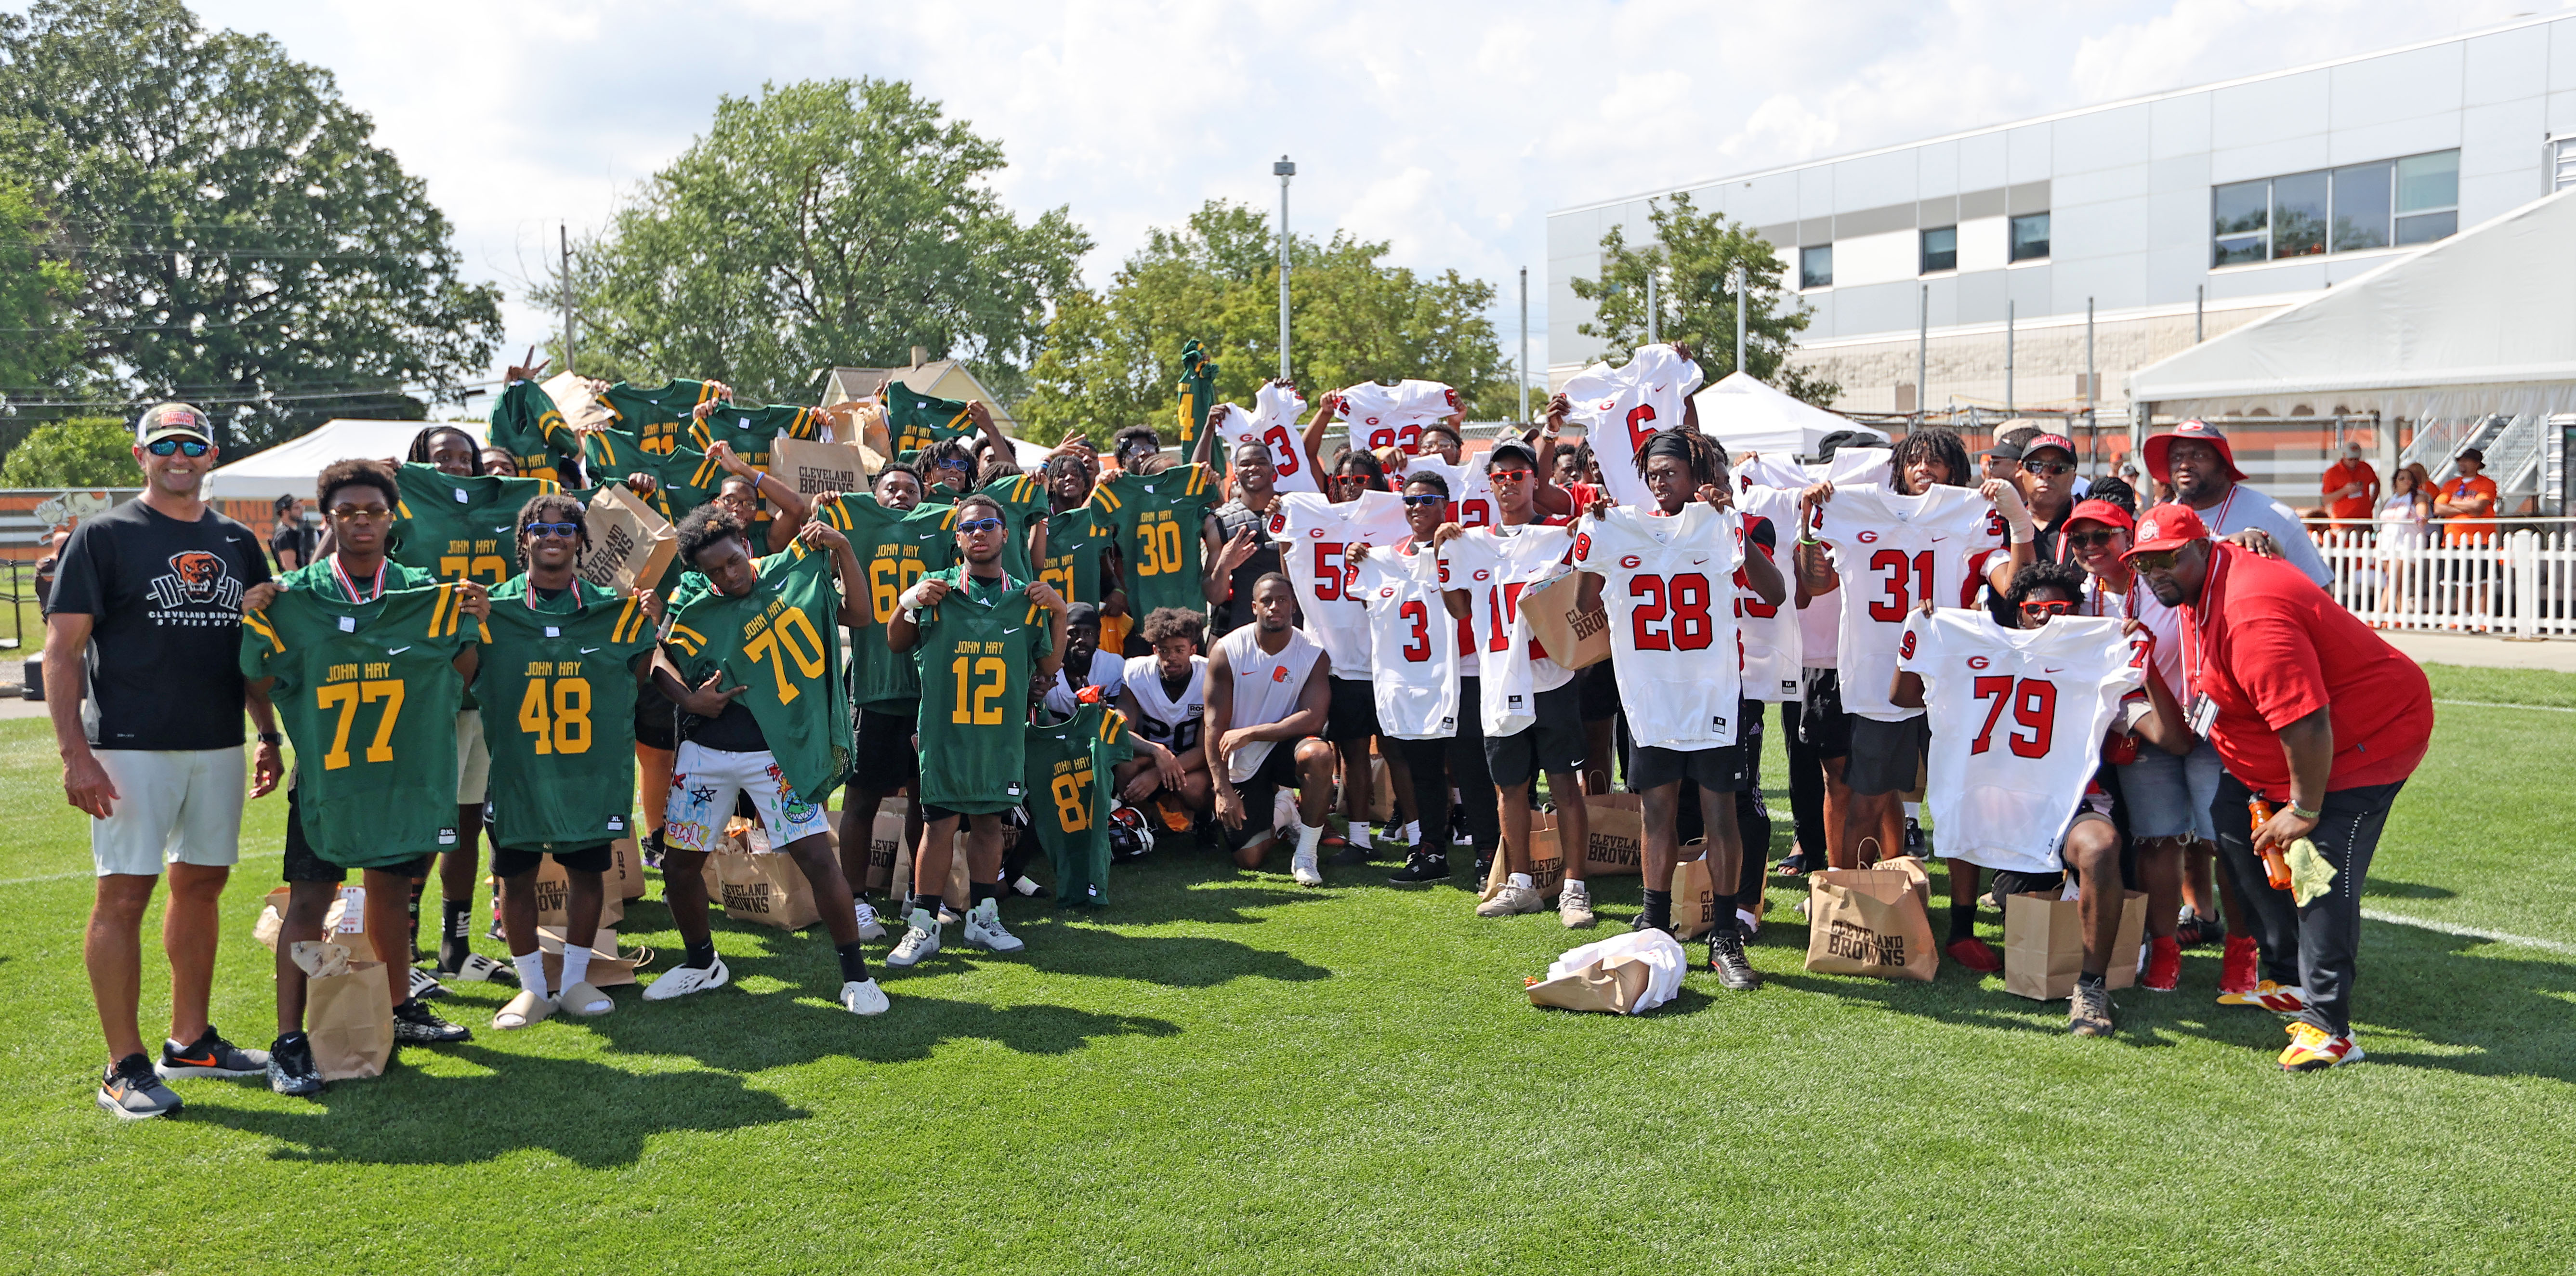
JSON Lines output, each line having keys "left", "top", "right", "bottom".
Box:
{"left": 962, "top": 900, "right": 1025, "bottom": 953}
{"left": 886, "top": 909, "right": 942, "bottom": 968}
{"left": 641, "top": 954, "right": 730, "bottom": 1002}
{"left": 1558, "top": 879, "right": 1596, "bottom": 928}
{"left": 1289, "top": 845, "right": 1323, "bottom": 887}
{"left": 853, "top": 899, "right": 886, "bottom": 941}
{"left": 1476, "top": 884, "right": 1543, "bottom": 917}
{"left": 840, "top": 978, "right": 890, "bottom": 1016}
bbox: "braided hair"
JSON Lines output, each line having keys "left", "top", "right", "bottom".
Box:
{"left": 1633, "top": 428, "right": 1731, "bottom": 491}
{"left": 1890, "top": 425, "right": 1972, "bottom": 494}
{"left": 514, "top": 492, "right": 592, "bottom": 559}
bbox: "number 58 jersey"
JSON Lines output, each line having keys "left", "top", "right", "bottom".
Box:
{"left": 1897, "top": 608, "right": 2143, "bottom": 873}
{"left": 1572, "top": 503, "right": 1745, "bottom": 750}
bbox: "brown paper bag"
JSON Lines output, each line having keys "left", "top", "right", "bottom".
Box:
{"left": 542, "top": 370, "right": 614, "bottom": 434}
{"left": 1670, "top": 840, "right": 1717, "bottom": 939}
{"left": 255, "top": 885, "right": 367, "bottom": 952}
{"left": 2106, "top": 888, "right": 2148, "bottom": 991}
{"left": 771, "top": 436, "right": 869, "bottom": 499}
{"left": 2003, "top": 892, "right": 2083, "bottom": 1000}
{"left": 1519, "top": 570, "right": 1611, "bottom": 671}
{"left": 578, "top": 482, "right": 677, "bottom": 596}
{"left": 699, "top": 850, "right": 822, "bottom": 930}
{"left": 1805, "top": 866, "right": 1940, "bottom": 981}
{"left": 1366, "top": 755, "right": 1394, "bottom": 825}
{"left": 293, "top": 942, "right": 393, "bottom": 1080}
{"left": 1582, "top": 793, "right": 1645, "bottom": 875}
{"left": 860, "top": 797, "right": 910, "bottom": 893}
{"left": 1526, "top": 954, "right": 1655, "bottom": 1013}
{"left": 537, "top": 925, "right": 641, "bottom": 988}
{"left": 1479, "top": 812, "right": 1566, "bottom": 900}
{"left": 607, "top": 836, "right": 645, "bottom": 901}
{"left": 533, "top": 854, "right": 625, "bottom": 929}
{"left": 1863, "top": 854, "right": 1933, "bottom": 910}
{"left": 885, "top": 820, "right": 973, "bottom": 909}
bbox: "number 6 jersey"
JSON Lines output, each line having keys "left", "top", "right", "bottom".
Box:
{"left": 1812, "top": 483, "right": 2004, "bottom": 722}
{"left": 1896, "top": 608, "right": 2142, "bottom": 873}
{"left": 1572, "top": 503, "right": 1745, "bottom": 750}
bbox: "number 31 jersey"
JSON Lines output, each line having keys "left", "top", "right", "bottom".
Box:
{"left": 1813, "top": 483, "right": 2003, "bottom": 722}
{"left": 1214, "top": 383, "right": 1318, "bottom": 495}
{"left": 1897, "top": 608, "right": 2142, "bottom": 873}
{"left": 1572, "top": 503, "right": 1745, "bottom": 750}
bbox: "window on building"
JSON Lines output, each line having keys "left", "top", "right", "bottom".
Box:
{"left": 2394, "top": 150, "right": 2459, "bottom": 244}
{"left": 2554, "top": 137, "right": 2576, "bottom": 193}
{"left": 2212, "top": 149, "right": 2458, "bottom": 265}
{"left": 1800, "top": 244, "right": 1833, "bottom": 289}
{"left": 1919, "top": 225, "right": 1957, "bottom": 273}
{"left": 2009, "top": 212, "right": 2050, "bottom": 262}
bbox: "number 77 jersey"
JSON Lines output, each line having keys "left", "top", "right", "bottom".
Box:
{"left": 1812, "top": 482, "right": 2004, "bottom": 721}
{"left": 1896, "top": 608, "right": 2143, "bottom": 873}
{"left": 1571, "top": 503, "right": 1746, "bottom": 750}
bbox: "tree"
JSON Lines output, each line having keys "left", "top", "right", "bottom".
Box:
{"left": 0, "top": 416, "right": 134, "bottom": 487}
{"left": 555, "top": 79, "right": 1091, "bottom": 408}
{"left": 1018, "top": 200, "right": 1513, "bottom": 447}
{"left": 0, "top": 0, "right": 501, "bottom": 451}
{"left": 1571, "top": 192, "right": 1840, "bottom": 406}
{"left": 0, "top": 178, "right": 82, "bottom": 400}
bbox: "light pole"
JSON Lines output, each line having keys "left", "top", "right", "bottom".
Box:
{"left": 1644, "top": 270, "right": 1658, "bottom": 346}
{"left": 1275, "top": 155, "right": 1295, "bottom": 381}
{"left": 1732, "top": 263, "right": 1747, "bottom": 378}
{"left": 1518, "top": 266, "right": 1530, "bottom": 424}
{"left": 560, "top": 223, "right": 575, "bottom": 375}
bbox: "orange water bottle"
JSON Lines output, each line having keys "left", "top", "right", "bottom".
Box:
{"left": 2247, "top": 797, "right": 2293, "bottom": 890}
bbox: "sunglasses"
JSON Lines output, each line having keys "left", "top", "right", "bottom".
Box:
{"left": 1402, "top": 493, "right": 1448, "bottom": 507}
{"left": 932, "top": 456, "right": 971, "bottom": 471}
{"left": 2128, "top": 549, "right": 2180, "bottom": 571}
{"left": 2066, "top": 529, "right": 2124, "bottom": 550}
{"left": 525, "top": 521, "right": 582, "bottom": 539}
{"left": 1486, "top": 468, "right": 1531, "bottom": 483}
{"left": 2020, "top": 599, "right": 2074, "bottom": 618}
{"left": 145, "top": 438, "right": 210, "bottom": 457}
{"left": 329, "top": 505, "right": 391, "bottom": 521}
{"left": 956, "top": 517, "right": 1006, "bottom": 534}
{"left": 2023, "top": 460, "right": 2077, "bottom": 477}
{"left": 1328, "top": 474, "right": 1370, "bottom": 487}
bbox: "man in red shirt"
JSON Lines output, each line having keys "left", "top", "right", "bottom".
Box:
{"left": 2126, "top": 505, "right": 2431, "bottom": 1072}
{"left": 2320, "top": 442, "right": 2378, "bottom": 525}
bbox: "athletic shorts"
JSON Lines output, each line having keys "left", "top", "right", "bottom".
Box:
{"left": 491, "top": 842, "right": 614, "bottom": 879}
{"left": 1845, "top": 714, "right": 1931, "bottom": 797}
{"left": 1796, "top": 668, "right": 1853, "bottom": 759}
{"left": 1630, "top": 743, "right": 1749, "bottom": 793}
{"left": 1483, "top": 680, "right": 1586, "bottom": 789}
{"left": 2117, "top": 737, "right": 2225, "bottom": 842}
{"left": 634, "top": 681, "right": 677, "bottom": 752}
{"left": 1224, "top": 740, "right": 1307, "bottom": 850}
{"left": 661, "top": 741, "right": 832, "bottom": 855}
{"left": 455, "top": 709, "right": 490, "bottom": 805}
{"left": 1325, "top": 676, "right": 1379, "bottom": 741}
{"left": 282, "top": 785, "right": 433, "bottom": 883}
{"left": 1578, "top": 657, "right": 1621, "bottom": 723}
{"left": 852, "top": 703, "right": 921, "bottom": 790}
{"left": 89, "top": 747, "right": 244, "bottom": 877}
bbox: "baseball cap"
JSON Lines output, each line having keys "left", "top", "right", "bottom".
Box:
{"left": 2064, "top": 499, "right": 2134, "bottom": 532}
{"left": 2124, "top": 503, "right": 2210, "bottom": 559}
{"left": 2457, "top": 446, "right": 2485, "bottom": 463}
{"left": 2142, "top": 419, "right": 2246, "bottom": 483}
{"left": 1983, "top": 438, "right": 2025, "bottom": 461}
{"left": 2024, "top": 432, "right": 2078, "bottom": 460}
{"left": 136, "top": 402, "right": 212, "bottom": 447}
{"left": 1485, "top": 438, "right": 1540, "bottom": 472}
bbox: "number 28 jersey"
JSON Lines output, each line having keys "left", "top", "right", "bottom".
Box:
{"left": 1812, "top": 483, "right": 2004, "bottom": 722}
{"left": 1572, "top": 503, "right": 1745, "bottom": 750}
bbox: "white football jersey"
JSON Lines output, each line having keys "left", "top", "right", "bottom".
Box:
{"left": 1338, "top": 380, "right": 1458, "bottom": 457}
{"left": 1270, "top": 489, "right": 1409, "bottom": 677}
{"left": 1813, "top": 483, "right": 2005, "bottom": 722}
{"left": 1349, "top": 542, "right": 1461, "bottom": 739}
{"left": 1897, "top": 609, "right": 2145, "bottom": 873}
{"left": 1561, "top": 344, "right": 1706, "bottom": 511}
{"left": 1213, "top": 382, "right": 1317, "bottom": 495}
{"left": 1571, "top": 503, "right": 1745, "bottom": 750}
{"left": 1119, "top": 654, "right": 1206, "bottom": 755}
{"left": 1730, "top": 485, "right": 1803, "bottom": 702}
{"left": 1399, "top": 455, "right": 1500, "bottom": 529}
{"left": 1211, "top": 622, "right": 1324, "bottom": 782}
{"left": 2083, "top": 572, "right": 2184, "bottom": 702}
{"left": 1440, "top": 521, "right": 1577, "bottom": 737}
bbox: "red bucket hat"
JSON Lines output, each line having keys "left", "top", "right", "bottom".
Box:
{"left": 2142, "top": 420, "right": 2246, "bottom": 483}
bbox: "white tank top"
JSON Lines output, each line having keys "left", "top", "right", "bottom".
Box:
{"left": 1212, "top": 621, "right": 1324, "bottom": 782}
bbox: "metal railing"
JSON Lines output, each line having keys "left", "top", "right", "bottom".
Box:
{"left": 2311, "top": 517, "right": 2576, "bottom": 637}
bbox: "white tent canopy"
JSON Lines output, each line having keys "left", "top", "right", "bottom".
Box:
{"left": 2129, "top": 186, "right": 2576, "bottom": 421}
{"left": 1690, "top": 370, "right": 1886, "bottom": 460}
{"left": 204, "top": 419, "right": 481, "bottom": 500}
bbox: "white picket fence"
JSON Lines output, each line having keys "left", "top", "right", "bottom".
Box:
{"left": 2312, "top": 518, "right": 2576, "bottom": 638}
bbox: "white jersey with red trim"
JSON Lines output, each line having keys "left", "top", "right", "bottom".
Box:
{"left": 1212, "top": 382, "right": 1317, "bottom": 495}
{"left": 1572, "top": 503, "right": 1745, "bottom": 750}
{"left": 1270, "top": 490, "right": 1408, "bottom": 678}
{"left": 1338, "top": 380, "right": 1458, "bottom": 457}
{"left": 1813, "top": 483, "right": 2006, "bottom": 722}
{"left": 1348, "top": 541, "right": 1460, "bottom": 739}
{"left": 1400, "top": 456, "right": 1500, "bottom": 530}
{"left": 1211, "top": 622, "right": 1324, "bottom": 783}
{"left": 2082, "top": 571, "right": 2184, "bottom": 701}
{"left": 1119, "top": 654, "right": 1205, "bottom": 755}
{"left": 1439, "top": 521, "right": 1577, "bottom": 737}
{"left": 1561, "top": 344, "right": 1706, "bottom": 511}
{"left": 1896, "top": 608, "right": 2145, "bottom": 873}
{"left": 1730, "top": 485, "right": 1803, "bottom": 702}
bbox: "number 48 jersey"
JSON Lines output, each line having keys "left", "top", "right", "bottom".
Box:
{"left": 1572, "top": 503, "right": 1745, "bottom": 750}
{"left": 1214, "top": 383, "right": 1318, "bottom": 495}
{"left": 476, "top": 579, "right": 657, "bottom": 852}
{"left": 1812, "top": 483, "right": 2004, "bottom": 722}
{"left": 1896, "top": 608, "right": 2143, "bottom": 874}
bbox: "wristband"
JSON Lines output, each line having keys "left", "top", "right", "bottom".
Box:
{"left": 2008, "top": 518, "right": 2037, "bottom": 545}
{"left": 258, "top": 732, "right": 284, "bottom": 747}
{"left": 1798, "top": 534, "right": 1822, "bottom": 547}
{"left": 2287, "top": 803, "right": 2320, "bottom": 821}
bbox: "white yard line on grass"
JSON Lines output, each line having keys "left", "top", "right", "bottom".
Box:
{"left": 0, "top": 850, "right": 281, "bottom": 889}
{"left": 2363, "top": 908, "right": 2576, "bottom": 956}
{"left": 2433, "top": 699, "right": 2576, "bottom": 713}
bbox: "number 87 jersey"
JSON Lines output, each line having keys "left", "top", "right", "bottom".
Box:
{"left": 1571, "top": 503, "right": 1746, "bottom": 750}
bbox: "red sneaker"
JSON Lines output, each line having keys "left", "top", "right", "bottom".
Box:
{"left": 1946, "top": 935, "right": 2002, "bottom": 973}
{"left": 2219, "top": 934, "right": 2258, "bottom": 995}
{"left": 2143, "top": 936, "right": 2181, "bottom": 991}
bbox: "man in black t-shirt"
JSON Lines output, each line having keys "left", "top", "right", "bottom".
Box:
{"left": 45, "top": 402, "right": 284, "bottom": 1119}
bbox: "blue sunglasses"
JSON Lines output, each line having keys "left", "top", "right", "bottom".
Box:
{"left": 145, "top": 438, "right": 210, "bottom": 457}
{"left": 524, "top": 521, "right": 582, "bottom": 539}
{"left": 956, "top": 517, "right": 1006, "bottom": 534}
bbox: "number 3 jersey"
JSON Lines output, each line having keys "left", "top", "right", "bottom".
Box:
{"left": 1561, "top": 343, "right": 1706, "bottom": 511}
{"left": 242, "top": 582, "right": 480, "bottom": 868}
{"left": 1812, "top": 483, "right": 2004, "bottom": 722}
{"left": 1348, "top": 541, "right": 1460, "bottom": 740}
{"left": 476, "top": 578, "right": 657, "bottom": 852}
{"left": 1213, "top": 383, "right": 1318, "bottom": 495}
{"left": 1572, "top": 503, "right": 1746, "bottom": 750}
{"left": 1271, "top": 490, "right": 1408, "bottom": 678}
{"left": 906, "top": 568, "right": 1055, "bottom": 814}
{"left": 1896, "top": 608, "right": 2142, "bottom": 873}
{"left": 664, "top": 540, "right": 852, "bottom": 803}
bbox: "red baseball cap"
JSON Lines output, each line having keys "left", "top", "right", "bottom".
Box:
{"left": 2024, "top": 432, "right": 2078, "bottom": 460}
{"left": 2142, "top": 420, "right": 2246, "bottom": 483}
{"left": 2124, "top": 503, "right": 2210, "bottom": 558}
{"left": 2064, "top": 499, "right": 2133, "bottom": 532}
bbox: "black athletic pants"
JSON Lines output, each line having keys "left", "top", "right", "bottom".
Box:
{"left": 1782, "top": 697, "right": 1827, "bottom": 865}
{"left": 2212, "top": 774, "right": 2405, "bottom": 1037}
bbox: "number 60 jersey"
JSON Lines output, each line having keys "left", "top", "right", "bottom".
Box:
{"left": 1897, "top": 608, "right": 2142, "bottom": 873}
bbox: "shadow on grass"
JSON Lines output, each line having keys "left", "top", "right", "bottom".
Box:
{"left": 2361, "top": 877, "right": 2456, "bottom": 900}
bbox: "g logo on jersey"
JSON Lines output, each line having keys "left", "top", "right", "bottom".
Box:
{"left": 1378, "top": 587, "right": 1395, "bottom": 599}
{"left": 1619, "top": 554, "right": 1642, "bottom": 569}
{"left": 1308, "top": 528, "right": 1324, "bottom": 539}
{"left": 1967, "top": 655, "right": 1991, "bottom": 670}
{"left": 1472, "top": 569, "right": 1490, "bottom": 582}
{"left": 1856, "top": 529, "right": 1880, "bottom": 544}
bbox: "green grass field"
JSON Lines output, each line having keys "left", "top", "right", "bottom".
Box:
{"left": 1, "top": 663, "right": 2572, "bottom": 1273}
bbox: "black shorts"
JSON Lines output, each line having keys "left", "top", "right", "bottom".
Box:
{"left": 1578, "top": 657, "right": 1622, "bottom": 723}
{"left": 491, "top": 842, "right": 614, "bottom": 879}
{"left": 1630, "top": 743, "right": 1750, "bottom": 792}
{"left": 1482, "top": 680, "right": 1586, "bottom": 788}
{"left": 852, "top": 702, "right": 921, "bottom": 791}
{"left": 634, "top": 680, "right": 677, "bottom": 752}
{"left": 1795, "top": 668, "right": 1853, "bottom": 759}
{"left": 1225, "top": 742, "right": 1308, "bottom": 849}
{"left": 1846, "top": 715, "right": 1932, "bottom": 797}
{"left": 282, "top": 785, "right": 434, "bottom": 883}
{"left": 1325, "top": 676, "right": 1379, "bottom": 741}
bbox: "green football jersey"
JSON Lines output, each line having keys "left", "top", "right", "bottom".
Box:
{"left": 686, "top": 402, "right": 823, "bottom": 474}
{"left": 599, "top": 378, "right": 723, "bottom": 456}
{"left": 816, "top": 493, "right": 959, "bottom": 710}
{"left": 664, "top": 539, "right": 852, "bottom": 803}
{"left": 910, "top": 567, "right": 1053, "bottom": 814}
{"left": 390, "top": 463, "right": 562, "bottom": 586}
{"left": 487, "top": 380, "right": 581, "bottom": 485}
{"left": 1088, "top": 463, "right": 1219, "bottom": 618}
{"left": 1041, "top": 506, "right": 1114, "bottom": 609}
{"left": 242, "top": 582, "right": 481, "bottom": 868}
{"left": 978, "top": 473, "right": 1050, "bottom": 582}
{"left": 476, "top": 578, "right": 657, "bottom": 852}
{"left": 883, "top": 381, "right": 976, "bottom": 457}
{"left": 1024, "top": 701, "right": 1135, "bottom": 908}
{"left": 278, "top": 555, "right": 438, "bottom": 599}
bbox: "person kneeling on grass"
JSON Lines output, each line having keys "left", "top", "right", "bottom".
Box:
{"left": 1201, "top": 574, "right": 1339, "bottom": 883}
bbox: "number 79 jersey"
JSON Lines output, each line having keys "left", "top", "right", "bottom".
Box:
{"left": 1896, "top": 608, "right": 2143, "bottom": 873}
{"left": 1213, "top": 383, "right": 1318, "bottom": 495}
{"left": 1571, "top": 503, "right": 1746, "bottom": 750}
{"left": 1812, "top": 483, "right": 2004, "bottom": 722}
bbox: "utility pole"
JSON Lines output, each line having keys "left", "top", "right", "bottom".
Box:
{"left": 1645, "top": 270, "right": 1658, "bottom": 346}
{"left": 1275, "top": 156, "right": 1296, "bottom": 381}
{"left": 1517, "top": 267, "right": 1530, "bottom": 424}
{"left": 2086, "top": 296, "right": 2097, "bottom": 464}
{"left": 1732, "top": 263, "right": 1748, "bottom": 378}
{"left": 1915, "top": 284, "right": 1928, "bottom": 423}
{"left": 2195, "top": 284, "right": 2205, "bottom": 343}
{"left": 560, "top": 223, "right": 575, "bottom": 376}
{"left": 2004, "top": 299, "right": 2016, "bottom": 416}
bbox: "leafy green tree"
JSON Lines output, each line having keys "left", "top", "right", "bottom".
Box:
{"left": 0, "top": 178, "right": 82, "bottom": 401}
{"left": 553, "top": 78, "right": 1091, "bottom": 408}
{"left": 0, "top": 416, "right": 134, "bottom": 487}
{"left": 0, "top": 0, "right": 500, "bottom": 450}
{"left": 1019, "top": 200, "right": 1513, "bottom": 447}
{"left": 1571, "top": 192, "right": 1840, "bottom": 406}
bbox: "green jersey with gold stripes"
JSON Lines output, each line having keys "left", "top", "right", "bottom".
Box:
{"left": 599, "top": 378, "right": 723, "bottom": 456}
{"left": 389, "top": 463, "right": 562, "bottom": 587}
{"left": 1087, "top": 463, "right": 1219, "bottom": 618}
{"left": 816, "top": 493, "right": 959, "bottom": 710}
{"left": 664, "top": 540, "right": 852, "bottom": 802}
{"left": 476, "top": 578, "right": 657, "bottom": 851}
{"left": 487, "top": 380, "right": 581, "bottom": 484}
{"left": 1024, "top": 700, "right": 1135, "bottom": 907}
{"left": 1041, "top": 506, "right": 1114, "bottom": 610}
{"left": 686, "top": 402, "right": 823, "bottom": 474}
{"left": 883, "top": 382, "right": 976, "bottom": 457}
{"left": 909, "top": 567, "right": 1053, "bottom": 814}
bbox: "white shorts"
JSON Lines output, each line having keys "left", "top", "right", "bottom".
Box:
{"left": 456, "top": 709, "right": 489, "bottom": 805}
{"left": 661, "top": 741, "right": 831, "bottom": 855}
{"left": 91, "top": 748, "right": 245, "bottom": 877}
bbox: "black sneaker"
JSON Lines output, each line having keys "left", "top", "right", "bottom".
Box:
{"left": 1706, "top": 932, "right": 1762, "bottom": 990}
{"left": 1903, "top": 817, "right": 1927, "bottom": 856}
{"left": 1325, "top": 841, "right": 1370, "bottom": 868}
{"left": 1470, "top": 852, "right": 1494, "bottom": 887}
{"left": 2174, "top": 906, "right": 2223, "bottom": 948}
{"left": 97, "top": 1052, "right": 182, "bottom": 1119}
{"left": 156, "top": 1025, "right": 269, "bottom": 1079}
{"left": 392, "top": 998, "right": 473, "bottom": 1045}
{"left": 1387, "top": 851, "right": 1448, "bottom": 885}
{"left": 266, "top": 1032, "right": 324, "bottom": 1097}
{"left": 1448, "top": 803, "right": 1471, "bottom": 847}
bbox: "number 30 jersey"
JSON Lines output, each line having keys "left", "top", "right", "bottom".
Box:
{"left": 664, "top": 541, "right": 852, "bottom": 803}
{"left": 476, "top": 579, "right": 657, "bottom": 852}
{"left": 1213, "top": 383, "right": 1318, "bottom": 495}
{"left": 1812, "top": 483, "right": 2004, "bottom": 722}
{"left": 1897, "top": 608, "right": 2142, "bottom": 873}
{"left": 1572, "top": 503, "right": 1745, "bottom": 750}
{"left": 1348, "top": 541, "right": 1459, "bottom": 740}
